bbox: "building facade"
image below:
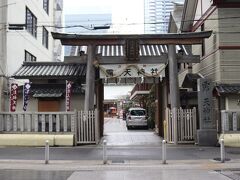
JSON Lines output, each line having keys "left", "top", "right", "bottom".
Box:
{"left": 144, "top": 0, "right": 174, "bottom": 33}
{"left": 175, "top": 0, "right": 240, "bottom": 135}
{"left": 0, "top": 0, "right": 63, "bottom": 111}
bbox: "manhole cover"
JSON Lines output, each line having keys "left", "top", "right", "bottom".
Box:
{"left": 213, "top": 157, "right": 231, "bottom": 161}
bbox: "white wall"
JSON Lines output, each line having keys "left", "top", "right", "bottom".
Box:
{"left": 16, "top": 94, "right": 85, "bottom": 112}
{"left": 16, "top": 97, "right": 38, "bottom": 112}
{"left": 0, "top": 0, "right": 8, "bottom": 111}
{"left": 6, "top": 0, "right": 58, "bottom": 76}
{"left": 192, "top": 9, "right": 221, "bottom": 82}
{"left": 226, "top": 95, "right": 240, "bottom": 110}
{"left": 192, "top": 8, "right": 240, "bottom": 84}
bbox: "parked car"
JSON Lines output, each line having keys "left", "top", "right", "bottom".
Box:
{"left": 126, "top": 107, "right": 147, "bottom": 129}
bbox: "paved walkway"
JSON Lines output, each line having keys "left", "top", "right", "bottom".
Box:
{"left": 0, "top": 159, "right": 239, "bottom": 180}
{"left": 104, "top": 117, "right": 162, "bottom": 146}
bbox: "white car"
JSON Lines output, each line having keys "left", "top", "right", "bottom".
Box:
{"left": 126, "top": 107, "right": 148, "bottom": 129}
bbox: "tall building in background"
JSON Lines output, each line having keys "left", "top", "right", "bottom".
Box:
{"left": 0, "top": 0, "right": 63, "bottom": 111}
{"left": 144, "top": 0, "right": 174, "bottom": 33}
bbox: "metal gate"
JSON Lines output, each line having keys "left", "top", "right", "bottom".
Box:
{"left": 166, "top": 108, "right": 197, "bottom": 144}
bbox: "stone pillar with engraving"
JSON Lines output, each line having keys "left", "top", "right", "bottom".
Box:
{"left": 197, "top": 78, "right": 217, "bottom": 146}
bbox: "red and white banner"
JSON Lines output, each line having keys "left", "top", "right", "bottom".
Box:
{"left": 10, "top": 83, "right": 18, "bottom": 112}
{"left": 66, "top": 80, "right": 73, "bottom": 111}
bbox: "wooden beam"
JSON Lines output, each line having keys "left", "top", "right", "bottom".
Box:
{"left": 139, "top": 38, "right": 204, "bottom": 45}
{"left": 52, "top": 31, "right": 212, "bottom": 45}
{"left": 177, "top": 55, "right": 200, "bottom": 63}
{"left": 64, "top": 56, "right": 87, "bottom": 63}
{"left": 97, "top": 55, "right": 168, "bottom": 64}
{"left": 65, "top": 55, "right": 200, "bottom": 64}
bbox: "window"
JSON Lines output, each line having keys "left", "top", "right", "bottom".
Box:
{"left": 42, "top": 27, "right": 49, "bottom": 49}
{"left": 25, "top": 50, "right": 36, "bottom": 62}
{"left": 43, "top": 0, "right": 49, "bottom": 14}
{"left": 130, "top": 110, "right": 146, "bottom": 116}
{"left": 26, "top": 7, "right": 37, "bottom": 38}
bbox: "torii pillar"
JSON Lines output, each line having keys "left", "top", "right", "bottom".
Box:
{"left": 84, "top": 45, "right": 96, "bottom": 111}
{"left": 168, "top": 45, "right": 180, "bottom": 145}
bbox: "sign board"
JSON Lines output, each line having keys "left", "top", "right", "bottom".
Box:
{"left": 99, "top": 64, "right": 165, "bottom": 78}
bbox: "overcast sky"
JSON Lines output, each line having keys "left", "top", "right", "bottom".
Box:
{"left": 63, "top": 0, "right": 144, "bottom": 34}
{"left": 63, "top": 1, "right": 145, "bottom": 99}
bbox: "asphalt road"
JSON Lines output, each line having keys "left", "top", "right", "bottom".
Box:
{"left": 0, "top": 145, "right": 239, "bottom": 161}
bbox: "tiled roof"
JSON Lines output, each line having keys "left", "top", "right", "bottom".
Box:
{"left": 71, "top": 45, "right": 190, "bottom": 56}
{"left": 33, "top": 92, "right": 63, "bottom": 98}
{"left": 13, "top": 62, "right": 86, "bottom": 78}
{"left": 182, "top": 73, "right": 201, "bottom": 89}
{"left": 215, "top": 84, "right": 240, "bottom": 94}
{"left": 18, "top": 84, "right": 83, "bottom": 95}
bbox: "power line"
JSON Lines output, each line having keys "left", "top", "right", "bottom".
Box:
{"left": 1, "top": 15, "right": 240, "bottom": 27}
{"left": 0, "top": 2, "right": 16, "bottom": 9}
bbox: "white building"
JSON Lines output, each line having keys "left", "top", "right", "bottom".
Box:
{"left": 0, "top": 0, "right": 63, "bottom": 111}
{"left": 144, "top": 0, "right": 175, "bottom": 33}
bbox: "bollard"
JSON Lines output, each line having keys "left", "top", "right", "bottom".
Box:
{"left": 103, "top": 139, "right": 107, "bottom": 164}
{"left": 220, "top": 138, "right": 225, "bottom": 163}
{"left": 45, "top": 140, "right": 49, "bottom": 164}
{"left": 162, "top": 140, "right": 166, "bottom": 164}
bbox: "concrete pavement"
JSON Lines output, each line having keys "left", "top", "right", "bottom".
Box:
{"left": 0, "top": 159, "right": 239, "bottom": 180}
{"left": 104, "top": 117, "right": 162, "bottom": 146}
{"left": 0, "top": 117, "right": 239, "bottom": 179}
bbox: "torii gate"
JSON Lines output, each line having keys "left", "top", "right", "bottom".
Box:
{"left": 52, "top": 31, "right": 212, "bottom": 144}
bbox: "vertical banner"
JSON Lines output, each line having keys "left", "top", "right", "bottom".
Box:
{"left": 66, "top": 80, "right": 73, "bottom": 111}
{"left": 23, "top": 82, "right": 31, "bottom": 111}
{"left": 10, "top": 83, "right": 18, "bottom": 112}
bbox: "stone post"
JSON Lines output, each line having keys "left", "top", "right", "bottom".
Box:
{"left": 197, "top": 78, "right": 217, "bottom": 146}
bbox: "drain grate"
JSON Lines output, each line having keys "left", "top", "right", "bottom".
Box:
{"left": 111, "top": 160, "right": 125, "bottom": 164}
{"left": 213, "top": 157, "right": 231, "bottom": 161}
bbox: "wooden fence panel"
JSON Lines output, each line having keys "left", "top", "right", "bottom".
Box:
{"left": 166, "top": 108, "right": 196, "bottom": 144}
{"left": 0, "top": 111, "right": 98, "bottom": 144}
{"left": 76, "top": 110, "right": 98, "bottom": 144}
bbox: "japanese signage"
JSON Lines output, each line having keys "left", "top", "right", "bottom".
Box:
{"left": 197, "top": 78, "right": 214, "bottom": 129}
{"left": 10, "top": 83, "right": 18, "bottom": 112}
{"left": 99, "top": 64, "right": 165, "bottom": 78}
{"left": 66, "top": 80, "right": 73, "bottom": 111}
{"left": 23, "top": 82, "right": 31, "bottom": 111}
